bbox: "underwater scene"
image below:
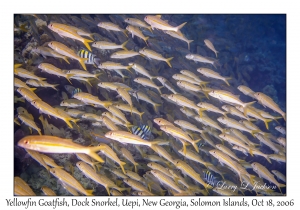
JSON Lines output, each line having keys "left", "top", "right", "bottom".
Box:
{"left": 14, "top": 14, "right": 286, "bottom": 196}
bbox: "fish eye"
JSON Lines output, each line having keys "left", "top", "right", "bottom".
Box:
{"left": 50, "top": 24, "right": 52, "bottom": 27}
{"left": 25, "top": 140, "right": 28, "bottom": 144}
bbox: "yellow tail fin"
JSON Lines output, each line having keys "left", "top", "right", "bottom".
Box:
{"left": 122, "top": 40, "right": 129, "bottom": 51}
{"left": 224, "top": 77, "right": 231, "bottom": 86}
{"left": 147, "top": 26, "right": 153, "bottom": 33}
{"left": 83, "top": 39, "right": 93, "bottom": 51}
{"left": 243, "top": 101, "right": 256, "bottom": 116}
{"left": 122, "top": 30, "right": 128, "bottom": 37}
{"left": 264, "top": 119, "right": 273, "bottom": 130}
{"left": 165, "top": 57, "right": 173, "bottom": 68}
{"left": 153, "top": 103, "right": 161, "bottom": 113}
{"left": 175, "top": 22, "right": 187, "bottom": 32}
{"left": 78, "top": 58, "right": 88, "bottom": 71}
{"left": 120, "top": 161, "right": 126, "bottom": 174}
{"left": 85, "top": 189, "right": 94, "bottom": 196}
{"left": 62, "top": 56, "right": 70, "bottom": 64}
{"left": 63, "top": 119, "right": 73, "bottom": 129}
{"left": 30, "top": 88, "right": 37, "bottom": 91}
{"left": 187, "top": 40, "right": 193, "bottom": 51}
{"left": 192, "top": 139, "right": 201, "bottom": 153}
{"left": 65, "top": 73, "right": 75, "bottom": 84}
{"left": 144, "top": 37, "right": 149, "bottom": 46}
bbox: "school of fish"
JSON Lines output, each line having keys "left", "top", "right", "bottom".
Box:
{"left": 14, "top": 14, "right": 286, "bottom": 196}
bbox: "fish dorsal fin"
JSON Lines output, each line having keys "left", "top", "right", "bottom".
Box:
{"left": 156, "top": 15, "right": 161, "bottom": 18}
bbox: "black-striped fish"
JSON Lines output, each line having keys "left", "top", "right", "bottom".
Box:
{"left": 131, "top": 125, "right": 151, "bottom": 140}
{"left": 77, "top": 49, "right": 100, "bottom": 66}
{"left": 71, "top": 88, "right": 82, "bottom": 98}
{"left": 197, "top": 141, "right": 205, "bottom": 148}
{"left": 203, "top": 170, "right": 216, "bottom": 186}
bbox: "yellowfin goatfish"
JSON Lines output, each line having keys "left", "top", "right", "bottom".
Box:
{"left": 25, "top": 149, "right": 50, "bottom": 171}
{"left": 174, "top": 120, "right": 203, "bottom": 134}
{"left": 197, "top": 68, "right": 231, "bottom": 86}
{"left": 48, "top": 41, "right": 88, "bottom": 71}
{"left": 178, "top": 148, "right": 212, "bottom": 168}
{"left": 18, "top": 135, "right": 105, "bottom": 163}
{"left": 38, "top": 63, "right": 74, "bottom": 84}
{"left": 129, "top": 90, "right": 161, "bottom": 113}
{"left": 120, "top": 147, "right": 139, "bottom": 173}
{"left": 144, "top": 15, "right": 187, "bottom": 32}
{"left": 272, "top": 170, "right": 286, "bottom": 183}
{"left": 160, "top": 125, "right": 200, "bottom": 152}
{"left": 18, "top": 114, "right": 42, "bottom": 135}
{"left": 92, "top": 40, "right": 128, "bottom": 51}
{"left": 31, "top": 46, "right": 70, "bottom": 64}
{"left": 14, "top": 68, "right": 46, "bottom": 81}
{"left": 134, "top": 77, "right": 163, "bottom": 94}
{"left": 105, "top": 131, "right": 161, "bottom": 148}
{"left": 129, "top": 62, "right": 156, "bottom": 80}
{"left": 98, "top": 61, "right": 132, "bottom": 72}
{"left": 236, "top": 105, "right": 272, "bottom": 130}
{"left": 156, "top": 76, "right": 178, "bottom": 94}
{"left": 180, "top": 70, "right": 208, "bottom": 85}
{"left": 186, "top": 54, "right": 218, "bottom": 68}
{"left": 209, "top": 90, "right": 256, "bottom": 115}
{"left": 123, "top": 178, "right": 151, "bottom": 194}
{"left": 65, "top": 69, "right": 101, "bottom": 80}
{"left": 204, "top": 39, "right": 218, "bottom": 57}
{"left": 237, "top": 85, "right": 256, "bottom": 99}
{"left": 98, "top": 143, "right": 126, "bottom": 174}
{"left": 124, "top": 18, "right": 152, "bottom": 33}
{"left": 167, "top": 94, "right": 202, "bottom": 115}
{"left": 14, "top": 78, "right": 37, "bottom": 91}
{"left": 197, "top": 102, "right": 227, "bottom": 117}
{"left": 251, "top": 162, "right": 285, "bottom": 194}
{"left": 73, "top": 92, "right": 112, "bottom": 108}
{"left": 275, "top": 126, "right": 286, "bottom": 135}
{"left": 139, "top": 48, "right": 173, "bottom": 68}
{"left": 217, "top": 116, "right": 258, "bottom": 136}
{"left": 26, "top": 79, "right": 59, "bottom": 91}
{"left": 76, "top": 161, "right": 128, "bottom": 195}
{"left": 30, "top": 100, "right": 75, "bottom": 128}
{"left": 110, "top": 50, "right": 141, "bottom": 59}
{"left": 165, "top": 31, "right": 193, "bottom": 50}
{"left": 49, "top": 167, "right": 93, "bottom": 196}
{"left": 174, "top": 159, "right": 212, "bottom": 192}
{"left": 48, "top": 23, "right": 93, "bottom": 51}
{"left": 97, "top": 22, "right": 128, "bottom": 37}
{"left": 17, "top": 87, "right": 41, "bottom": 102}
{"left": 14, "top": 177, "right": 36, "bottom": 196}
{"left": 153, "top": 118, "right": 175, "bottom": 126}
{"left": 150, "top": 169, "right": 184, "bottom": 193}
{"left": 40, "top": 154, "right": 63, "bottom": 168}
{"left": 41, "top": 186, "right": 56, "bottom": 196}
{"left": 209, "top": 149, "right": 255, "bottom": 184}
{"left": 126, "top": 25, "right": 149, "bottom": 45}
{"left": 254, "top": 92, "right": 286, "bottom": 121}
{"left": 114, "top": 103, "right": 144, "bottom": 119}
